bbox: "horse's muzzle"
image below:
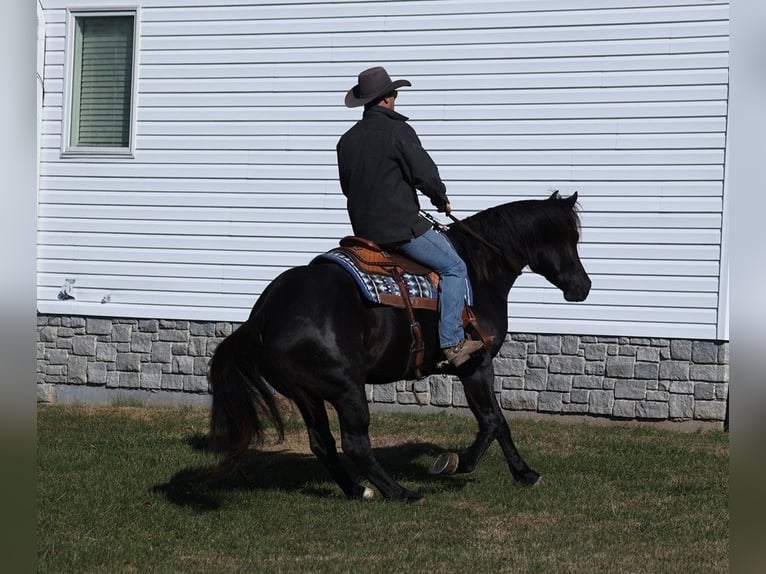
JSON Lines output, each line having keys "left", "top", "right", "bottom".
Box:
{"left": 563, "top": 274, "right": 591, "bottom": 302}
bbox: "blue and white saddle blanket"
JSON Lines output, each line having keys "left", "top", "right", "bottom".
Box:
{"left": 311, "top": 241, "right": 473, "bottom": 311}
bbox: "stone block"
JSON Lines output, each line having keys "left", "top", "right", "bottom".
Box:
{"left": 524, "top": 368, "right": 547, "bottom": 390}
{"left": 67, "top": 356, "right": 87, "bottom": 384}
{"left": 583, "top": 343, "right": 607, "bottom": 361}
{"left": 670, "top": 340, "right": 692, "bottom": 360}
{"left": 159, "top": 329, "right": 189, "bottom": 343}
{"left": 86, "top": 362, "right": 108, "bottom": 385}
{"left": 501, "top": 390, "right": 538, "bottom": 411}
{"left": 538, "top": 391, "right": 563, "bottom": 413}
{"left": 116, "top": 353, "right": 141, "bottom": 372}
{"left": 494, "top": 358, "right": 525, "bottom": 377}
{"left": 669, "top": 394, "right": 694, "bottom": 420}
{"left": 46, "top": 349, "right": 68, "bottom": 365}
{"left": 138, "top": 320, "right": 159, "bottom": 333}
{"left": 498, "top": 341, "right": 526, "bottom": 359}
{"left": 669, "top": 380, "right": 694, "bottom": 395}
{"left": 562, "top": 335, "right": 580, "bottom": 355}
{"left": 646, "top": 390, "right": 669, "bottom": 402}
{"left": 693, "top": 382, "right": 716, "bottom": 400}
{"left": 86, "top": 318, "right": 112, "bottom": 335}
{"left": 500, "top": 376, "right": 524, "bottom": 390}
{"left": 184, "top": 375, "right": 209, "bottom": 393}
{"left": 570, "top": 389, "right": 589, "bottom": 404}
{"left": 151, "top": 342, "right": 172, "bottom": 363}
{"left": 215, "top": 323, "right": 233, "bottom": 337}
{"left": 585, "top": 362, "right": 605, "bottom": 376}
{"left": 190, "top": 322, "right": 216, "bottom": 337}
{"left": 172, "top": 356, "right": 194, "bottom": 375}
{"left": 141, "top": 364, "right": 163, "bottom": 390}
{"left": 572, "top": 375, "right": 602, "bottom": 389}
{"left": 691, "top": 341, "right": 718, "bottom": 364}
{"left": 694, "top": 400, "right": 726, "bottom": 421}
{"left": 550, "top": 356, "right": 585, "bottom": 375}
{"left": 161, "top": 374, "right": 185, "bottom": 391}
{"left": 373, "top": 383, "right": 396, "bottom": 403}
{"left": 112, "top": 324, "right": 132, "bottom": 343}
{"left": 637, "top": 401, "right": 669, "bottom": 420}
{"left": 96, "top": 343, "right": 117, "bottom": 362}
{"left": 606, "top": 357, "right": 635, "bottom": 378}
{"left": 526, "top": 355, "right": 548, "bottom": 369}
{"left": 589, "top": 390, "right": 614, "bottom": 415}
{"left": 660, "top": 360, "right": 689, "bottom": 381}
{"left": 634, "top": 362, "right": 659, "bottom": 380}
{"left": 614, "top": 380, "right": 646, "bottom": 400}
{"left": 72, "top": 335, "right": 97, "bottom": 356}
{"left": 429, "top": 376, "right": 452, "bottom": 406}
{"left": 118, "top": 372, "right": 141, "bottom": 389}
{"left": 452, "top": 382, "right": 468, "bottom": 407}
{"left": 613, "top": 400, "right": 636, "bottom": 419}
{"left": 636, "top": 346, "right": 660, "bottom": 363}
{"left": 39, "top": 326, "right": 57, "bottom": 343}
{"left": 130, "top": 333, "right": 153, "bottom": 353}
{"left": 690, "top": 365, "right": 729, "bottom": 383}
{"left": 547, "top": 374, "right": 572, "bottom": 392}
{"left": 193, "top": 357, "right": 209, "bottom": 376}
{"left": 536, "top": 335, "right": 562, "bottom": 354}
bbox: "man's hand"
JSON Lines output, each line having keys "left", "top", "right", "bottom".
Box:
{"left": 438, "top": 202, "right": 452, "bottom": 215}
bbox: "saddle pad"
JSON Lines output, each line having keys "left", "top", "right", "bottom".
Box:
{"left": 312, "top": 247, "right": 473, "bottom": 310}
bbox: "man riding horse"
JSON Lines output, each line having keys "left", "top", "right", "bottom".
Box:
{"left": 337, "top": 66, "right": 484, "bottom": 368}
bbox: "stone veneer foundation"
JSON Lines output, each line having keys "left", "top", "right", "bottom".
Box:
{"left": 37, "top": 315, "right": 728, "bottom": 427}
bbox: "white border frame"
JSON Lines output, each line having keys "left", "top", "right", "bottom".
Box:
{"left": 61, "top": 6, "right": 140, "bottom": 158}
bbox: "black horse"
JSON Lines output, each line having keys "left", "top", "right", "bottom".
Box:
{"left": 209, "top": 191, "right": 591, "bottom": 501}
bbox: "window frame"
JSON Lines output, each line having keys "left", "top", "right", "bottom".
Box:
{"left": 62, "top": 7, "right": 140, "bottom": 158}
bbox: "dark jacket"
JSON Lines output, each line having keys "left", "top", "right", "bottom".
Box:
{"left": 336, "top": 106, "right": 449, "bottom": 245}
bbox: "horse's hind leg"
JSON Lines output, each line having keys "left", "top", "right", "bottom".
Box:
{"left": 293, "top": 393, "right": 371, "bottom": 500}
{"left": 331, "top": 387, "right": 422, "bottom": 502}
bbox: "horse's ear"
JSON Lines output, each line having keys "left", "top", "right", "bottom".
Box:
{"left": 567, "top": 191, "right": 579, "bottom": 207}
{"left": 548, "top": 189, "right": 560, "bottom": 200}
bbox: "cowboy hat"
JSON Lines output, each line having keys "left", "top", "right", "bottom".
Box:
{"left": 344, "top": 66, "right": 412, "bottom": 108}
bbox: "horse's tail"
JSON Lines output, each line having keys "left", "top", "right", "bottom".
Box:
{"left": 208, "top": 321, "right": 285, "bottom": 457}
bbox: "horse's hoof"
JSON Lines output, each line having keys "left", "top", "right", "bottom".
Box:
{"left": 532, "top": 475, "right": 548, "bottom": 488}
{"left": 362, "top": 487, "right": 375, "bottom": 500}
{"left": 430, "top": 452, "right": 459, "bottom": 475}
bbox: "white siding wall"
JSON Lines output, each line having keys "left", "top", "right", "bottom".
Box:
{"left": 38, "top": 0, "right": 730, "bottom": 339}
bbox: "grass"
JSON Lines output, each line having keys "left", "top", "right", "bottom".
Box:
{"left": 38, "top": 405, "right": 728, "bottom": 573}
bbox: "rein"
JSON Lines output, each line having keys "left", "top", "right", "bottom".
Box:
{"left": 420, "top": 210, "right": 518, "bottom": 270}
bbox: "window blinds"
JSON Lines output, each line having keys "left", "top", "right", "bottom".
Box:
{"left": 71, "top": 15, "right": 134, "bottom": 148}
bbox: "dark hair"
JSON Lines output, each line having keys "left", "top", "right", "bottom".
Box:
{"left": 364, "top": 91, "right": 397, "bottom": 111}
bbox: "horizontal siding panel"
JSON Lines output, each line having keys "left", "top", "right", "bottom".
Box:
{"left": 38, "top": 219, "right": 720, "bottom": 248}
{"left": 38, "top": 176, "right": 723, "bottom": 198}
{"left": 37, "top": 190, "right": 722, "bottom": 213}
{"left": 42, "top": 114, "right": 727, "bottom": 137}
{"left": 37, "top": 203, "right": 722, "bottom": 227}
{"left": 37, "top": 231, "right": 719, "bottom": 262}
{"left": 39, "top": 161, "right": 724, "bottom": 182}
{"left": 39, "top": 147, "right": 726, "bottom": 167}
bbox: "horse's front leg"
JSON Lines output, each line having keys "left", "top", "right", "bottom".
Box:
{"left": 431, "top": 361, "right": 541, "bottom": 486}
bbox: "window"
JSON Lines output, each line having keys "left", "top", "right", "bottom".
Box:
{"left": 65, "top": 10, "right": 137, "bottom": 155}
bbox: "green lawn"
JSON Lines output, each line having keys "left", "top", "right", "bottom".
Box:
{"left": 38, "top": 405, "right": 728, "bottom": 573}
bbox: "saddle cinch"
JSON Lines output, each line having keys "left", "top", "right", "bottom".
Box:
{"left": 313, "top": 236, "right": 494, "bottom": 377}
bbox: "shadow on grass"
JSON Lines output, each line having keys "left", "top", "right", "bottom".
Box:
{"left": 152, "top": 434, "right": 471, "bottom": 511}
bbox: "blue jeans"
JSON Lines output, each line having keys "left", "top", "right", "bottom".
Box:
{"left": 396, "top": 228, "right": 468, "bottom": 349}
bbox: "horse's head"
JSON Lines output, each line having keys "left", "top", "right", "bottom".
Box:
{"left": 527, "top": 191, "right": 591, "bottom": 302}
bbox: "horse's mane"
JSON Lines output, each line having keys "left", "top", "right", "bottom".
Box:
{"left": 452, "top": 196, "right": 582, "bottom": 282}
